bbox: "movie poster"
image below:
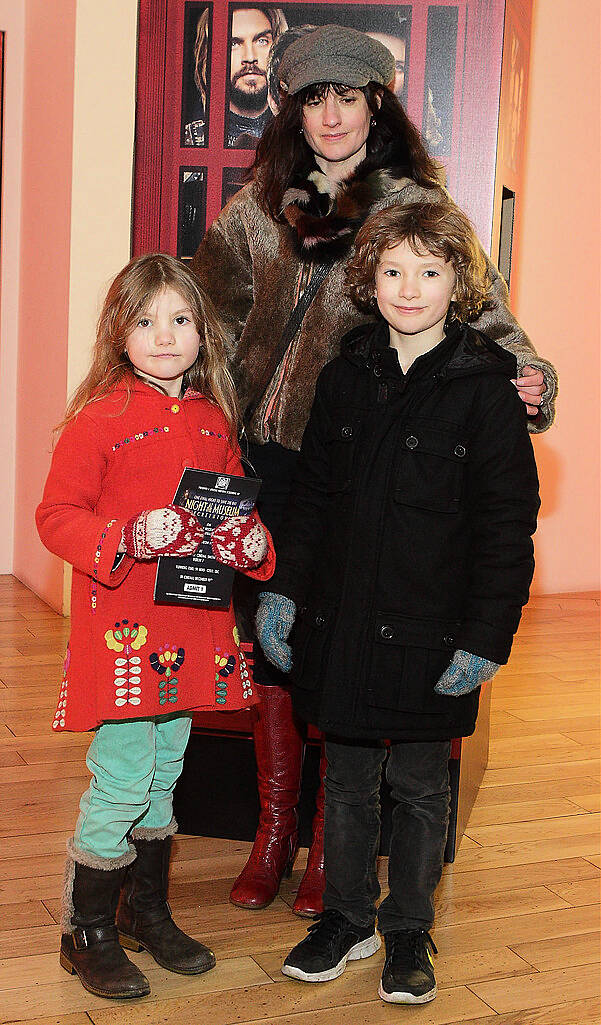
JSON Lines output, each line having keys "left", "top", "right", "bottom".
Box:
{"left": 134, "top": 1, "right": 506, "bottom": 257}
{"left": 222, "top": 5, "right": 411, "bottom": 151}
{"left": 181, "top": 4, "right": 212, "bottom": 146}
{"left": 177, "top": 168, "right": 207, "bottom": 257}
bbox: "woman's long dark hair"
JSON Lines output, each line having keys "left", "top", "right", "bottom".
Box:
{"left": 253, "top": 82, "right": 440, "bottom": 219}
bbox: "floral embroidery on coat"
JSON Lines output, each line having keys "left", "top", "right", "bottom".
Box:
{"left": 214, "top": 651, "right": 235, "bottom": 704}
{"left": 149, "top": 645, "right": 184, "bottom": 705}
{"left": 214, "top": 627, "right": 253, "bottom": 705}
{"left": 233, "top": 626, "right": 253, "bottom": 700}
{"left": 104, "top": 619, "right": 148, "bottom": 707}
{"left": 238, "top": 647, "right": 252, "bottom": 700}
{"left": 52, "top": 646, "right": 71, "bottom": 730}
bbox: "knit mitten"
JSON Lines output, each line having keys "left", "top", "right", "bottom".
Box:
{"left": 434, "top": 649, "right": 500, "bottom": 697}
{"left": 255, "top": 592, "right": 296, "bottom": 673}
{"left": 122, "top": 505, "right": 204, "bottom": 560}
{"left": 211, "top": 513, "right": 268, "bottom": 571}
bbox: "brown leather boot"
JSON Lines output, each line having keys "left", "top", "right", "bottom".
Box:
{"left": 59, "top": 840, "right": 150, "bottom": 999}
{"left": 229, "top": 683, "right": 303, "bottom": 909}
{"left": 293, "top": 746, "right": 326, "bottom": 917}
{"left": 117, "top": 820, "right": 215, "bottom": 974}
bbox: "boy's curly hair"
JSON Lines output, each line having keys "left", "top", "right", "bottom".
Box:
{"left": 346, "top": 200, "right": 492, "bottom": 322}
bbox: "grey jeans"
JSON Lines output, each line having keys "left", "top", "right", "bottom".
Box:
{"left": 323, "top": 737, "right": 451, "bottom": 934}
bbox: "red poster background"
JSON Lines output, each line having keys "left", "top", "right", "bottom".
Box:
{"left": 133, "top": 1, "right": 507, "bottom": 257}
{"left": 132, "top": 2, "right": 512, "bottom": 750}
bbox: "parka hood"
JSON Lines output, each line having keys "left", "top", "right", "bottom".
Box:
{"left": 340, "top": 318, "right": 518, "bottom": 380}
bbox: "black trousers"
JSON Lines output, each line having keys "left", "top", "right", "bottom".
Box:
{"left": 323, "top": 737, "right": 451, "bottom": 934}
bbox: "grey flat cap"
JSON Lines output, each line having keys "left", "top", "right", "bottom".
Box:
{"left": 278, "top": 24, "right": 395, "bottom": 95}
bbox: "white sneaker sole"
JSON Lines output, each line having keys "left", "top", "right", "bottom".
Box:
{"left": 282, "top": 932, "right": 381, "bottom": 983}
{"left": 378, "top": 980, "right": 437, "bottom": 1004}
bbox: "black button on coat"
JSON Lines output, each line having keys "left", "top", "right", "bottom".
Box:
{"left": 270, "top": 320, "right": 540, "bottom": 742}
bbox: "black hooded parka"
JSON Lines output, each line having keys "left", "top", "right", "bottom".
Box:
{"left": 270, "top": 318, "right": 540, "bottom": 742}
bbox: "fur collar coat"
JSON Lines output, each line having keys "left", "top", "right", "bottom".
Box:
{"left": 192, "top": 152, "right": 557, "bottom": 451}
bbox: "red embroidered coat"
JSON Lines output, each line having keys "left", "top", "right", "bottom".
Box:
{"left": 36, "top": 380, "right": 275, "bottom": 732}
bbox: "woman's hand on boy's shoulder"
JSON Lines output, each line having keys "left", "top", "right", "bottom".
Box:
{"left": 511, "top": 365, "right": 545, "bottom": 416}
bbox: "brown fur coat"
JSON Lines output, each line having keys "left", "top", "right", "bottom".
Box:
{"left": 192, "top": 162, "right": 557, "bottom": 451}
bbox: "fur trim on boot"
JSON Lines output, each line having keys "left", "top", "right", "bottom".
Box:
{"left": 59, "top": 843, "right": 150, "bottom": 999}
{"left": 62, "top": 838, "right": 136, "bottom": 934}
{"left": 130, "top": 816, "right": 178, "bottom": 842}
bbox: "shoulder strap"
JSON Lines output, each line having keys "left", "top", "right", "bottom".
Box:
{"left": 243, "top": 259, "right": 334, "bottom": 423}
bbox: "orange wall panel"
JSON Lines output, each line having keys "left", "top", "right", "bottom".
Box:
{"left": 6, "top": 0, "right": 598, "bottom": 604}
{"left": 13, "top": 0, "right": 76, "bottom": 608}
{"left": 0, "top": 3, "right": 25, "bottom": 576}
{"left": 514, "top": 0, "right": 600, "bottom": 592}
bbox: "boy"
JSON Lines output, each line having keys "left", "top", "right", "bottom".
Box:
{"left": 255, "top": 201, "right": 540, "bottom": 1004}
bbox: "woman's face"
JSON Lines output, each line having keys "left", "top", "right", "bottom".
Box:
{"left": 301, "top": 88, "right": 372, "bottom": 169}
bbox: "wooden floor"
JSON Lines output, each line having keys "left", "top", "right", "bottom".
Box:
{"left": 0, "top": 575, "right": 599, "bottom": 1025}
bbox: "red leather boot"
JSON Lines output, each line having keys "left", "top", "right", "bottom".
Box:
{"left": 230, "top": 683, "right": 303, "bottom": 909}
{"left": 292, "top": 746, "right": 326, "bottom": 917}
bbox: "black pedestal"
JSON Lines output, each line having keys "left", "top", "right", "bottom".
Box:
{"left": 174, "top": 733, "right": 460, "bottom": 862}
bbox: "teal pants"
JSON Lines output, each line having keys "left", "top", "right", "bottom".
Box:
{"left": 74, "top": 713, "right": 192, "bottom": 860}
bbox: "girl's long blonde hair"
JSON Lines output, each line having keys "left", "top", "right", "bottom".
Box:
{"left": 58, "top": 253, "right": 239, "bottom": 434}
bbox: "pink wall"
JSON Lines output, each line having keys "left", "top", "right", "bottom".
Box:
{"left": 5, "top": 0, "right": 599, "bottom": 604}
{"left": 0, "top": 3, "right": 25, "bottom": 576}
{"left": 12, "top": 0, "right": 76, "bottom": 608}
{"left": 513, "top": 0, "right": 600, "bottom": 593}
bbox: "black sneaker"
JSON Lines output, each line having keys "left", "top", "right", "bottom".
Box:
{"left": 378, "top": 929, "right": 438, "bottom": 1003}
{"left": 282, "top": 909, "right": 381, "bottom": 982}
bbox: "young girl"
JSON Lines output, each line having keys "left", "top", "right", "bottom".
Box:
{"left": 256, "top": 202, "right": 539, "bottom": 1003}
{"left": 36, "top": 254, "right": 275, "bottom": 1000}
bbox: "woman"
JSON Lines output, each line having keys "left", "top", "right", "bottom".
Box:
{"left": 192, "top": 24, "right": 556, "bottom": 917}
